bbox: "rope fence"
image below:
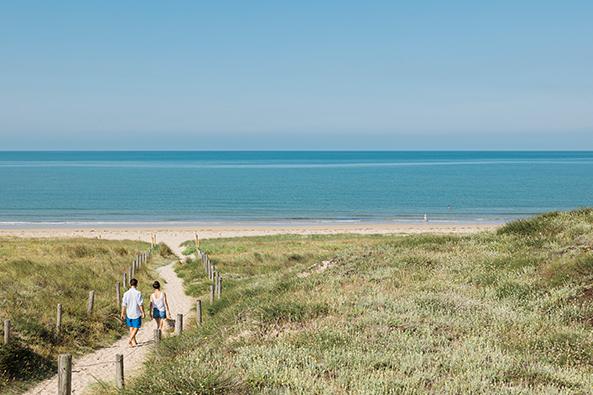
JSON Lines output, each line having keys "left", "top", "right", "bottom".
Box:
{"left": 4, "top": 232, "right": 223, "bottom": 394}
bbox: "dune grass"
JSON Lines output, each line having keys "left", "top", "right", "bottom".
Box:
{"left": 117, "top": 210, "right": 592, "bottom": 394}
{"left": 0, "top": 237, "right": 171, "bottom": 393}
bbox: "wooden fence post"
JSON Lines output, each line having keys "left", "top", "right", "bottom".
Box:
{"left": 209, "top": 284, "right": 215, "bottom": 304}
{"left": 56, "top": 304, "right": 63, "bottom": 335}
{"left": 87, "top": 290, "right": 95, "bottom": 315}
{"left": 130, "top": 264, "right": 135, "bottom": 280}
{"left": 175, "top": 314, "right": 183, "bottom": 335}
{"left": 123, "top": 272, "right": 127, "bottom": 290}
{"left": 115, "top": 353, "right": 124, "bottom": 389}
{"left": 58, "top": 354, "right": 72, "bottom": 395}
{"left": 116, "top": 282, "right": 121, "bottom": 309}
{"left": 3, "top": 320, "right": 10, "bottom": 345}
{"left": 196, "top": 300, "right": 202, "bottom": 325}
{"left": 217, "top": 275, "right": 222, "bottom": 300}
{"left": 214, "top": 272, "right": 219, "bottom": 297}
{"left": 153, "top": 329, "right": 161, "bottom": 344}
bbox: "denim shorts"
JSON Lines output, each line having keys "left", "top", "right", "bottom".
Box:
{"left": 126, "top": 317, "right": 142, "bottom": 328}
{"left": 153, "top": 308, "right": 166, "bottom": 319}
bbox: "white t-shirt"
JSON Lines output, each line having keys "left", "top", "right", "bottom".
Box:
{"left": 122, "top": 287, "right": 144, "bottom": 319}
{"left": 150, "top": 292, "right": 166, "bottom": 312}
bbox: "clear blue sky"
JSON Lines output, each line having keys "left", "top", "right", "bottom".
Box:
{"left": 1, "top": 1, "right": 592, "bottom": 150}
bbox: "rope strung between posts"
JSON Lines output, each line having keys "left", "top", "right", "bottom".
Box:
{"left": 14, "top": 242, "right": 157, "bottom": 395}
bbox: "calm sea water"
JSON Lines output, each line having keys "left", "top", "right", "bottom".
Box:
{"left": 0, "top": 151, "right": 591, "bottom": 226}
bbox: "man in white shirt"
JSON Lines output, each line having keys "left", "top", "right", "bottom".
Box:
{"left": 121, "top": 278, "right": 145, "bottom": 347}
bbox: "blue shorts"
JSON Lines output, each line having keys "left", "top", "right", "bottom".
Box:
{"left": 126, "top": 317, "right": 142, "bottom": 328}
{"left": 153, "top": 308, "right": 166, "bottom": 319}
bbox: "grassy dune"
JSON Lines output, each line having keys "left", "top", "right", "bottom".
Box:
{"left": 123, "top": 210, "right": 591, "bottom": 394}
{"left": 0, "top": 237, "right": 170, "bottom": 393}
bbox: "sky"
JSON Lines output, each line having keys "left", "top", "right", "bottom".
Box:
{"left": 0, "top": 1, "right": 592, "bottom": 150}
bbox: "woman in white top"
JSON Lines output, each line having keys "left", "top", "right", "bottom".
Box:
{"left": 149, "top": 281, "right": 171, "bottom": 331}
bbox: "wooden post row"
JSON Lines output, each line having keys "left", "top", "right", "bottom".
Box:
{"left": 209, "top": 284, "right": 215, "bottom": 304}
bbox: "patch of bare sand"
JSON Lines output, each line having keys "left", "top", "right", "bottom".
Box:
{"left": 0, "top": 223, "right": 497, "bottom": 247}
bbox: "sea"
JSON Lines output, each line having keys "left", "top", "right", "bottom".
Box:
{"left": 0, "top": 151, "right": 591, "bottom": 227}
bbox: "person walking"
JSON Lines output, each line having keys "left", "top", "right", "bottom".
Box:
{"left": 149, "top": 280, "right": 171, "bottom": 331}
{"left": 121, "top": 278, "right": 145, "bottom": 347}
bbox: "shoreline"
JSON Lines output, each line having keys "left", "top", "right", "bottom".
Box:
{"left": 0, "top": 219, "right": 505, "bottom": 229}
{"left": 0, "top": 223, "right": 499, "bottom": 248}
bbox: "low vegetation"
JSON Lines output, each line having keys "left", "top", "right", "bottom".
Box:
{"left": 116, "top": 210, "right": 593, "bottom": 394}
{"left": 0, "top": 237, "right": 171, "bottom": 393}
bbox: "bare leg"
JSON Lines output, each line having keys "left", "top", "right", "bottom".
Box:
{"left": 154, "top": 317, "right": 161, "bottom": 330}
{"left": 130, "top": 327, "right": 139, "bottom": 346}
{"left": 128, "top": 327, "right": 135, "bottom": 346}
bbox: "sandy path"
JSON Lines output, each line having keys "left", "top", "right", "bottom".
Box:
{"left": 25, "top": 242, "right": 193, "bottom": 395}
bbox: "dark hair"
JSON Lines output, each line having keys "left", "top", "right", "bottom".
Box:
{"left": 130, "top": 278, "right": 138, "bottom": 287}
{"left": 152, "top": 281, "right": 161, "bottom": 289}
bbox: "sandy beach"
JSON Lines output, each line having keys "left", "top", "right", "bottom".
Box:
{"left": 0, "top": 222, "right": 499, "bottom": 247}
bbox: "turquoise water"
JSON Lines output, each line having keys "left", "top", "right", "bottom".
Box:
{"left": 0, "top": 151, "right": 592, "bottom": 225}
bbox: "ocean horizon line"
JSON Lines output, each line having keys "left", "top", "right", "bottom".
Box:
{"left": 2, "top": 149, "right": 593, "bottom": 153}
